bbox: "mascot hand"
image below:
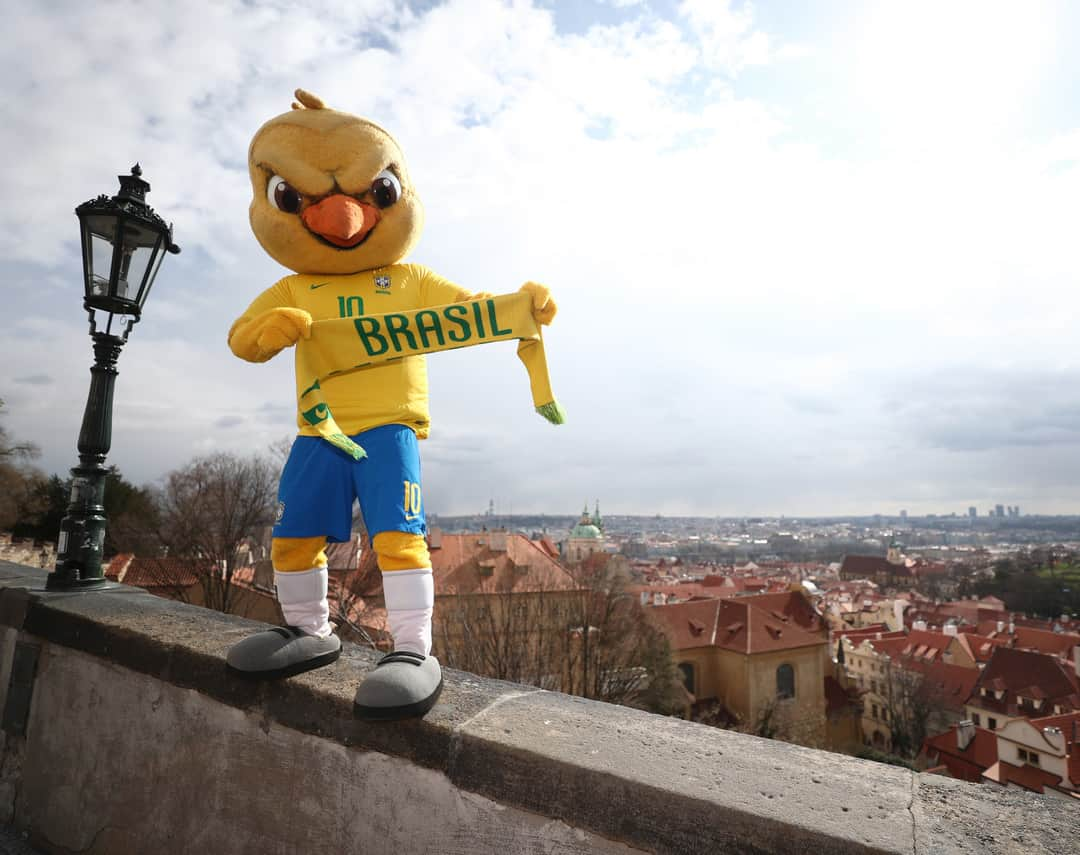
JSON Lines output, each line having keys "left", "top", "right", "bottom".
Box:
{"left": 228, "top": 307, "right": 313, "bottom": 362}
{"left": 456, "top": 290, "right": 494, "bottom": 302}
{"left": 519, "top": 281, "right": 557, "bottom": 326}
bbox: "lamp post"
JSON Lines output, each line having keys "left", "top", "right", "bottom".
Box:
{"left": 46, "top": 165, "right": 179, "bottom": 591}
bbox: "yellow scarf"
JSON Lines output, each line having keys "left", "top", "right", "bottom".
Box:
{"left": 297, "top": 291, "right": 564, "bottom": 459}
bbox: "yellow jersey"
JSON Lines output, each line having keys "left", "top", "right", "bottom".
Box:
{"left": 232, "top": 263, "right": 475, "bottom": 438}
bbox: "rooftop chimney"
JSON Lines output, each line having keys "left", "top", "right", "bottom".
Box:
{"left": 944, "top": 623, "right": 958, "bottom": 637}
{"left": 914, "top": 619, "right": 928, "bottom": 632}
{"left": 957, "top": 720, "right": 975, "bottom": 751}
{"left": 1008, "top": 620, "right": 1015, "bottom": 634}
{"left": 996, "top": 620, "right": 1005, "bottom": 634}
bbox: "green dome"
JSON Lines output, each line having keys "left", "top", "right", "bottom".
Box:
{"left": 571, "top": 523, "right": 601, "bottom": 539}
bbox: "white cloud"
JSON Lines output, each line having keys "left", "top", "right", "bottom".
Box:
{"left": 1, "top": 0, "right": 1079, "bottom": 515}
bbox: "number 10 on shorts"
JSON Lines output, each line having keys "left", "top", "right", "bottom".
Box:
{"left": 403, "top": 480, "right": 422, "bottom": 519}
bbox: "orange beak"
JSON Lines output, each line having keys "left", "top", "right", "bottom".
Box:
{"left": 301, "top": 194, "right": 379, "bottom": 247}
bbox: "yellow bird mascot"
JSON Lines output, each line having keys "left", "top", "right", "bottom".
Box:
{"left": 225, "top": 90, "right": 560, "bottom": 720}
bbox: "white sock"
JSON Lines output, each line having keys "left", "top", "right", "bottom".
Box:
{"left": 275, "top": 566, "right": 332, "bottom": 638}
{"left": 381, "top": 568, "right": 434, "bottom": 656}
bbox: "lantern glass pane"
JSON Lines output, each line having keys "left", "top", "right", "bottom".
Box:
{"left": 88, "top": 232, "right": 116, "bottom": 298}
{"left": 82, "top": 213, "right": 120, "bottom": 297}
{"left": 116, "top": 220, "right": 162, "bottom": 304}
{"left": 133, "top": 232, "right": 166, "bottom": 307}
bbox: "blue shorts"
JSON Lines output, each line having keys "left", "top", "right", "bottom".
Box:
{"left": 273, "top": 424, "right": 425, "bottom": 544}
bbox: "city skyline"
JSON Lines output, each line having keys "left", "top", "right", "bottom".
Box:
{"left": 4, "top": 1, "right": 1080, "bottom": 517}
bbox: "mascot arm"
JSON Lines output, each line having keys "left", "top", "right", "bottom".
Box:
{"left": 228, "top": 282, "right": 312, "bottom": 363}
{"left": 518, "top": 281, "right": 557, "bottom": 326}
{"left": 419, "top": 266, "right": 494, "bottom": 306}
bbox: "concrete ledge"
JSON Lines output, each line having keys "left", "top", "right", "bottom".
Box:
{"left": 0, "top": 561, "right": 1076, "bottom": 854}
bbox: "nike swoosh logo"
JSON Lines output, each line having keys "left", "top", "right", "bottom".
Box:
{"left": 309, "top": 282, "right": 330, "bottom": 290}
{"left": 405, "top": 514, "right": 421, "bottom": 521}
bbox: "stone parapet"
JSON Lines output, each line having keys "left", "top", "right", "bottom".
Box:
{"left": 0, "top": 561, "right": 1075, "bottom": 854}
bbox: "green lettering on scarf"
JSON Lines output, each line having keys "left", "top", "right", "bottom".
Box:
{"left": 443, "top": 304, "right": 471, "bottom": 342}
{"left": 354, "top": 317, "right": 388, "bottom": 356}
{"left": 414, "top": 310, "right": 445, "bottom": 348}
{"left": 471, "top": 300, "right": 487, "bottom": 338}
{"left": 301, "top": 291, "right": 565, "bottom": 461}
{"left": 487, "top": 298, "right": 512, "bottom": 336}
{"left": 385, "top": 314, "right": 417, "bottom": 352}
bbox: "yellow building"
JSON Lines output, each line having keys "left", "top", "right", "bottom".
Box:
{"left": 651, "top": 591, "right": 829, "bottom": 747}
{"left": 840, "top": 629, "right": 979, "bottom": 752}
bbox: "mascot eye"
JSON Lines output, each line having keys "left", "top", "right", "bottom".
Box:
{"left": 370, "top": 169, "right": 401, "bottom": 209}
{"left": 268, "top": 175, "right": 303, "bottom": 214}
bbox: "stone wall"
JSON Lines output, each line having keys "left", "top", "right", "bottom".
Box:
{"left": 0, "top": 561, "right": 1076, "bottom": 854}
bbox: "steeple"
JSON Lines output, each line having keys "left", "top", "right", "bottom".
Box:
{"left": 594, "top": 499, "right": 602, "bottom": 530}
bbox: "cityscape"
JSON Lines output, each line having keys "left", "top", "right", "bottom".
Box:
{"left": 4, "top": 0, "right": 1080, "bottom": 850}
{"left": 5, "top": 493, "right": 1077, "bottom": 803}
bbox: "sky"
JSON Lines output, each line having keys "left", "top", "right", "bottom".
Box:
{"left": 2, "top": 0, "right": 1080, "bottom": 518}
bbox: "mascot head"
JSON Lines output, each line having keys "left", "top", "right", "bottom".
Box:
{"left": 248, "top": 89, "right": 423, "bottom": 275}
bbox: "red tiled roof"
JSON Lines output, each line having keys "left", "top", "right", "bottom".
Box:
{"left": 651, "top": 591, "right": 827, "bottom": 655}
{"left": 905, "top": 660, "right": 981, "bottom": 714}
{"left": 630, "top": 582, "right": 736, "bottom": 604}
{"left": 429, "top": 533, "right": 578, "bottom": 595}
{"left": 983, "top": 760, "right": 1065, "bottom": 794}
{"left": 105, "top": 553, "right": 134, "bottom": 580}
{"left": 961, "top": 633, "right": 1011, "bottom": 663}
{"left": 834, "top": 627, "right": 905, "bottom": 647}
{"left": 840, "top": 555, "right": 901, "bottom": 578}
{"left": 118, "top": 557, "right": 213, "bottom": 588}
{"left": 923, "top": 725, "right": 998, "bottom": 782}
{"left": 970, "top": 648, "right": 1080, "bottom": 716}
{"left": 1012, "top": 626, "right": 1080, "bottom": 661}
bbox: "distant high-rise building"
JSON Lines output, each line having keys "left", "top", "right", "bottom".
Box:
{"left": 900, "top": 509, "right": 908, "bottom": 520}
{"left": 968, "top": 506, "right": 977, "bottom": 519}
{"left": 995, "top": 504, "right": 1005, "bottom": 518}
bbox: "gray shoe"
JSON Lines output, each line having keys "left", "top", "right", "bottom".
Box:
{"left": 354, "top": 651, "right": 443, "bottom": 720}
{"left": 227, "top": 626, "right": 341, "bottom": 679}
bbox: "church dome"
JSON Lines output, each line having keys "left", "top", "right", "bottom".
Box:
{"left": 571, "top": 522, "right": 602, "bottom": 539}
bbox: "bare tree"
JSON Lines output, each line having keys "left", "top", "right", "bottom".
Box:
{"left": 881, "top": 664, "right": 950, "bottom": 760}
{"left": 156, "top": 451, "right": 278, "bottom": 614}
{"left": 436, "top": 582, "right": 564, "bottom": 688}
{"left": 331, "top": 540, "right": 384, "bottom": 649}
{"left": 435, "top": 553, "right": 685, "bottom": 714}
{"left": 0, "top": 399, "right": 44, "bottom": 531}
{"left": 0, "top": 399, "right": 39, "bottom": 462}
{"left": 559, "top": 555, "right": 665, "bottom": 706}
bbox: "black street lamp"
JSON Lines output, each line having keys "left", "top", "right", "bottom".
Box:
{"left": 46, "top": 165, "right": 179, "bottom": 591}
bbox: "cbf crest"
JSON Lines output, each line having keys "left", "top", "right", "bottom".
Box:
{"left": 374, "top": 273, "right": 392, "bottom": 291}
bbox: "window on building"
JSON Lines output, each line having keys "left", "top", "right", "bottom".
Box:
{"left": 1018, "top": 749, "right": 1028, "bottom": 762}
{"left": 1029, "top": 752, "right": 1040, "bottom": 766}
{"left": 871, "top": 679, "right": 878, "bottom": 694}
{"left": 776, "top": 663, "right": 795, "bottom": 699}
{"left": 988, "top": 717, "right": 997, "bottom": 731}
{"left": 677, "top": 663, "right": 695, "bottom": 696}
{"left": 972, "top": 713, "right": 981, "bottom": 727}
{"left": 872, "top": 704, "right": 879, "bottom": 720}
